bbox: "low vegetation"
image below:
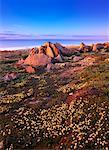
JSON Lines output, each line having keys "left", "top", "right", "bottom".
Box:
{"left": 0, "top": 50, "right": 109, "bottom": 149}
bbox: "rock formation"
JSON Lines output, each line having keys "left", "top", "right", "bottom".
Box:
{"left": 16, "top": 41, "right": 108, "bottom": 74}
{"left": 40, "top": 42, "right": 63, "bottom": 62}
{"left": 79, "top": 42, "right": 92, "bottom": 52}
{"left": 24, "top": 49, "right": 51, "bottom": 67}
{"left": 43, "top": 42, "right": 60, "bottom": 58}
{"left": 92, "top": 43, "right": 104, "bottom": 51}
{"left": 104, "top": 42, "right": 109, "bottom": 50}
{"left": 16, "top": 42, "right": 66, "bottom": 73}
{"left": 55, "top": 43, "right": 71, "bottom": 55}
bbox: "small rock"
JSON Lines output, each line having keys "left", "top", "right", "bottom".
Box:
{"left": 25, "top": 66, "right": 36, "bottom": 73}
{"left": 3, "top": 73, "right": 12, "bottom": 81}
{"left": 10, "top": 72, "right": 17, "bottom": 79}
{"left": 3, "top": 72, "right": 18, "bottom": 81}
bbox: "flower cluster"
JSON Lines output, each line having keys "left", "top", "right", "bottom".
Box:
{"left": 1, "top": 98, "right": 108, "bottom": 149}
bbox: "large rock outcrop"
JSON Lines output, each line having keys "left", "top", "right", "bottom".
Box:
{"left": 21, "top": 43, "right": 64, "bottom": 73}
{"left": 23, "top": 42, "right": 80, "bottom": 66}
{"left": 16, "top": 43, "right": 66, "bottom": 73}
{"left": 24, "top": 48, "right": 51, "bottom": 67}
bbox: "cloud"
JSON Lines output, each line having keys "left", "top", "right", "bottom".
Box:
{"left": 0, "top": 32, "right": 36, "bottom": 39}
{"left": 0, "top": 32, "right": 109, "bottom": 40}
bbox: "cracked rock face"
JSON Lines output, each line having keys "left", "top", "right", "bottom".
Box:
{"left": 24, "top": 52, "right": 51, "bottom": 67}
{"left": 24, "top": 42, "right": 64, "bottom": 67}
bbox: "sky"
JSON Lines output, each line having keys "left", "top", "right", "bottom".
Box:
{"left": 0, "top": 0, "right": 109, "bottom": 39}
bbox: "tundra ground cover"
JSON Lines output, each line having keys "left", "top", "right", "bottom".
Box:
{"left": 0, "top": 51, "right": 109, "bottom": 149}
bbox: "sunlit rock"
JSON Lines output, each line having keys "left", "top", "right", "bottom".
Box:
{"left": 24, "top": 49, "right": 51, "bottom": 67}
{"left": 43, "top": 42, "right": 63, "bottom": 61}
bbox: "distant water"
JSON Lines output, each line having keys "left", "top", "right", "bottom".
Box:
{"left": 0, "top": 39, "right": 108, "bottom": 50}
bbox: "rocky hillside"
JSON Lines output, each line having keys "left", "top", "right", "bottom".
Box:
{"left": 0, "top": 42, "right": 109, "bottom": 149}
